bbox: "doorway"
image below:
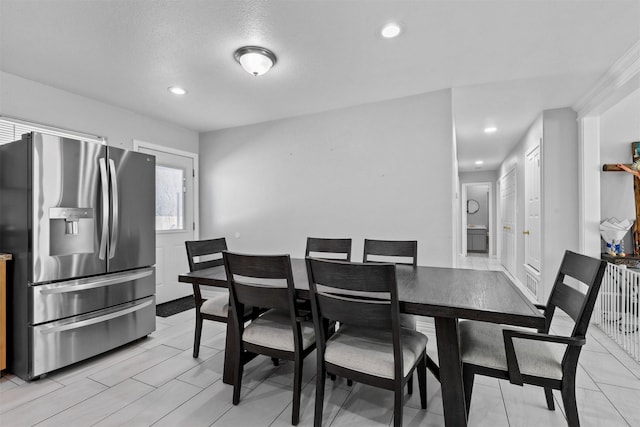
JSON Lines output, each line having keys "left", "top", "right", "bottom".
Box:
{"left": 134, "top": 141, "right": 199, "bottom": 304}
{"left": 461, "top": 182, "right": 493, "bottom": 257}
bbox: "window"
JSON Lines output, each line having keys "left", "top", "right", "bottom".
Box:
{"left": 155, "top": 165, "right": 186, "bottom": 231}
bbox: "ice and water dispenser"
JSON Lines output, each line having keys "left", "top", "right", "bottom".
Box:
{"left": 49, "top": 207, "right": 94, "bottom": 255}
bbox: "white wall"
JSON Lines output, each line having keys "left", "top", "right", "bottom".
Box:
{"left": 541, "top": 108, "right": 579, "bottom": 299}
{"left": 460, "top": 171, "right": 498, "bottom": 184}
{"left": 600, "top": 87, "right": 640, "bottom": 254}
{"left": 0, "top": 72, "right": 198, "bottom": 152}
{"left": 451, "top": 111, "right": 461, "bottom": 265}
{"left": 199, "top": 90, "right": 455, "bottom": 267}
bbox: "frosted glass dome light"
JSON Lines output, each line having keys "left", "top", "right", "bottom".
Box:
{"left": 234, "top": 46, "right": 277, "bottom": 76}
{"left": 381, "top": 23, "right": 402, "bottom": 38}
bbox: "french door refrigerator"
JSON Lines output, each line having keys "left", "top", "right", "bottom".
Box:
{"left": 0, "top": 131, "right": 156, "bottom": 380}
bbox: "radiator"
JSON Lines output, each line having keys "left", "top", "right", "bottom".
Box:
{"left": 595, "top": 263, "right": 640, "bottom": 362}
{"left": 525, "top": 271, "right": 539, "bottom": 297}
{"left": 524, "top": 264, "right": 540, "bottom": 300}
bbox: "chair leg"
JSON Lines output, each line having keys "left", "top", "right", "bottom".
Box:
{"left": 561, "top": 380, "right": 580, "bottom": 427}
{"left": 315, "top": 362, "right": 326, "bottom": 427}
{"left": 271, "top": 357, "right": 280, "bottom": 367}
{"left": 193, "top": 316, "right": 203, "bottom": 358}
{"left": 393, "top": 386, "right": 403, "bottom": 427}
{"left": 347, "top": 379, "right": 353, "bottom": 387}
{"left": 232, "top": 349, "right": 244, "bottom": 405}
{"left": 462, "top": 364, "right": 474, "bottom": 415}
{"left": 407, "top": 374, "right": 413, "bottom": 395}
{"left": 418, "top": 353, "right": 427, "bottom": 410}
{"left": 292, "top": 357, "right": 303, "bottom": 425}
{"left": 545, "top": 387, "right": 555, "bottom": 410}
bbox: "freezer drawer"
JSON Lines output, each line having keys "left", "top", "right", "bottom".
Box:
{"left": 30, "top": 296, "right": 155, "bottom": 379}
{"left": 31, "top": 267, "right": 155, "bottom": 324}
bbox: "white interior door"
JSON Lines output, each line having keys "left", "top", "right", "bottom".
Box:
{"left": 461, "top": 184, "right": 468, "bottom": 255}
{"left": 525, "top": 145, "right": 542, "bottom": 272}
{"left": 137, "top": 144, "right": 196, "bottom": 304}
{"left": 499, "top": 169, "right": 517, "bottom": 277}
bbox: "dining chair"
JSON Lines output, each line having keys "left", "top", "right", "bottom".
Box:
{"left": 306, "top": 258, "right": 427, "bottom": 427}
{"left": 362, "top": 239, "right": 417, "bottom": 328}
{"left": 305, "top": 237, "right": 352, "bottom": 261}
{"left": 224, "top": 251, "right": 316, "bottom": 426}
{"left": 184, "top": 238, "right": 254, "bottom": 358}
{"left": 362, "top": 239, "right": 441, "bottom": 381}
{"left": 459, "top": 250, "right": 607, "bottom": 426}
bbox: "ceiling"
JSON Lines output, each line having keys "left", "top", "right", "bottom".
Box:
{"left": 1, "top": 1, "right": 639, "bottom": 172}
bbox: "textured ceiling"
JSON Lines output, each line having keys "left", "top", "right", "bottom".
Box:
{"left": 1, "top": 0, "right": 639, "bottom": 172}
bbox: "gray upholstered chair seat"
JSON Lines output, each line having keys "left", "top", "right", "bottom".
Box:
{"left": 400, "top": 313, "right": 417, "bottom": 330}
{"left": 200, "top": 294, "right": 231, "bottom": 317}
{"left": 200, "top": 294, "right": 252, "bottom": 317}
{"left": 325, "top": 326, "right": 427, "bottom": 379}
{"left": 243, "top": 309, "right": 315, "bottom": 352}
{"left": 459, "top": 320, "right": 566, "bottom": 380}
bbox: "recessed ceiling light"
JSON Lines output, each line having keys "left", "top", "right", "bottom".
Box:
{"left": 475, "top": 160, "right": 484, "bottom": 165}
{"left": 168, "top": 86, "right": 187, "bottom": 95}
{"left": 484, "top": 126, "right": 497, "bottom": 133}
{"left": 381, "top": 23, "right": 402, "bottom": 38}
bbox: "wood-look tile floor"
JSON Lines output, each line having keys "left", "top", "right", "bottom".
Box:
{"left": 1, "top": 254, "right": 639, "bottom": 426}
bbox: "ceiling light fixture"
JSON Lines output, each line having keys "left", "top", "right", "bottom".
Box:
{"left": 475, "top": 160, "right": 484, "bottom": 165}
{"left": 234, "top": 46, "right": 277, "bottom": 76}
{"left": 381, "top": 22, "right": 402, "bottom": 38}
{"left": 168, "top": 86, "right": 187, "bottom": 95}
{"left": 484, "top": 126, "right": 497, "bottom": 133}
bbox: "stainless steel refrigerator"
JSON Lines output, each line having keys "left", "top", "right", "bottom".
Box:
{"left": 0, "top": 131, "right": 156, "bottom": 380}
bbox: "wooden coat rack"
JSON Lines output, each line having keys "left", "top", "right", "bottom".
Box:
{"left": 602, "top": 141, "right": 640, "bottom": 257}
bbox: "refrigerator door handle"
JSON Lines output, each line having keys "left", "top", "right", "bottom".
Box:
{"left": 108, "top": 158, "right": 119, "bottom": 259}
{"left": 40, "top": 298, "right": 154, "bottom": 334}
{"left": 99, "top": 158, "right": 109, "bottom": 260}
{"left": 39, "top": 268, "right": 154, "bottom": 295}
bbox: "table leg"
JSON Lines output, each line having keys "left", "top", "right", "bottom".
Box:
{"left": 434, "top": 316, "right": 467, "bottom": 426}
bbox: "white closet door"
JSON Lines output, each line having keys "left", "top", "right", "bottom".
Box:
{"left": 500, "top": 169, "right": 517, "bottom": 277}
{"left": 525, "top": 145, "right": 542, "bottom": 272}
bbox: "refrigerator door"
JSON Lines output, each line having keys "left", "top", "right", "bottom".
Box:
{"left": 30, "top": 295, "right": 156, "bottom": 379}
{"left": 31, "top": 267, "right": 155, "bottom": 324}
{"left": 107, "top": 146, "right": 155, "bottom": 272}
{"left": 31, "top": 133, "right": 107, "bottom": 283}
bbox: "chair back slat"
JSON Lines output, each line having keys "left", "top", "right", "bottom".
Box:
{"left": 305, "top": 237, "right": 352, "bottom": 261}
{"left": 316, "top": 292, "right": 392, "bottom": 329}
{"left": 185, "top": 238, "right": 227, "bottom": 272}
{"left": 225, "top": 252, "right": 292, "bottom": 280}
{"left": 549, "top": 283, "right": 585, "bottom": 322}
{"left": 559, "top": 251, "right": 604, "bottom": 286}
{"left": 233, "top": 281, "right": 290, "bottom": 311}
{"left": 363, "top": 239, "right": 417, "bottom": 266}
{"left": 223, "top": 251, "right": 298, "bottom": 314}
{"left": 545, "top": 251, "right": 607, "bottom": 337}
{"left": 307, "top": 258, "right": 396, "bottom": 292}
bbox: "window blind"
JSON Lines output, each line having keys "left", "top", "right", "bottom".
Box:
{"left": 0, "top": 117, "right": 105, "bottom": 145}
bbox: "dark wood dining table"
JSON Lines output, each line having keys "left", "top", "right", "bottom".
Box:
{"left": 179, "top": 258, "right": 544, "bottom": 427}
